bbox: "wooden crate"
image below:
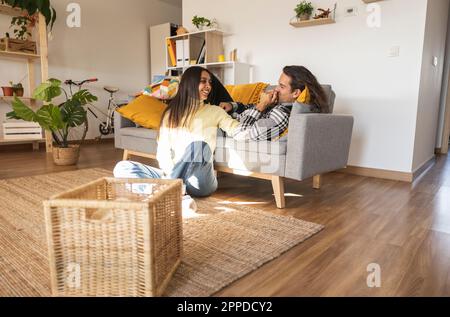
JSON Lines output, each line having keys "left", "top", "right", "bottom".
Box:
{"left": 43, "top": 177, "right": 183, "bottom": 297}
{"left": 0, "top": 37, "right": 37, "bottom": 54}
{"left": 2, "top": 121, "right": 43, "bottom": 140}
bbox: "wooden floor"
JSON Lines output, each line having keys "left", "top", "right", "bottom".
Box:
{"left": 1, "top": 141, "right": 450, "bottom": 296}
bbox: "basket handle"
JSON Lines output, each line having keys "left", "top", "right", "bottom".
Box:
{"left": 83, "top": 208, "right": 115, "bottom": 223}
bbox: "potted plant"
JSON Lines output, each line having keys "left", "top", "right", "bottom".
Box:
{"left": 1, "top": 82, "right": 14, "bottom": 96}
{"left": 6, "top": 79, "right": 98, "bottom": 166}
{"left": 0, "top": 0, "right": 56, "bottom": 31}
{"left": 295, "top": 1, "right": 314, "bottom": 21}
{"left": 11, "top": 81, "right": 24, "bottom": 96}
{"left": 192, "top": 15, "right": 212, "bottom": 30}
{"left": 10, "top": 13, "right": 38, "bottom": 41}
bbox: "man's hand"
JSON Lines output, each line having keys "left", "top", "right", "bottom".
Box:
{"left": 219, "top": 102, "right": 233, "bottom": 113}
{"left": 256, "top": 91, "right": 278, "bottom": 112}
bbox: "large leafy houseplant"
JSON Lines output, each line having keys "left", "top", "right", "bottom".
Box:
{"left": 7, "top": 79, "right": 97, "bottom": 164}
{"left": 0, "top": 0, "right": 56, "bottom": 30}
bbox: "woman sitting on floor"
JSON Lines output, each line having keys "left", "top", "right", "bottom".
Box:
{"left": 114, "top": 66, "right": 239, "bottom": 197}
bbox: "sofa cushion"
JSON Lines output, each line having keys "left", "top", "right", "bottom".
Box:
{"left": 216, "top": 136, "right": 287, "bottom": 155}
{"left": 117, "top": 95, "right": 167, "bottom": 129}
{"left": 225, "top": 82, "right": 269, "bottom": 105}
{"left": 321, "top": 85, "right": 335, "bottom": 113}
{"left": 214, "top": 147, "right": 286, "bottom": 176}
{"left": 120, "top": 135, "right": 158, "bottom": 155}
{"left": 120, "top": 127, "right": 158, "bottom": 139}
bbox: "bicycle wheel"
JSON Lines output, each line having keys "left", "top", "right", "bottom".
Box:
{"left": 99, "top": 122, "right": 112, "bottom": 135}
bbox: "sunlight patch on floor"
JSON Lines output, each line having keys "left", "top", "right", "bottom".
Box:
{"left": 284, "top": 193, "right": 304, "bottom": 198}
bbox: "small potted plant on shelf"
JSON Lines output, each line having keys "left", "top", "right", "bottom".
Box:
{"left": 1, "top": 82, "right": 14, "bottom": 97}
{"left": 295, "top": 1, "right": 314, "bottom": 21}
{"left": 11, "top": 81, "right": 24, "bottom": 96}
{"left": 192, "top": 15, "right": 217, "bottom": 30}
{"left": 6, "top": 79, "right": 98, "bottom": 166}
{"left": 0, "top": 12, "right": 39, "bottom": 54}
{"left": 10, "top": 13, "right": 37, "bottom": 40}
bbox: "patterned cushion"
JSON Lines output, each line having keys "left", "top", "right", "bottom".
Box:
{"left": 143, "top": 76, "right": 180, "bottom": 100}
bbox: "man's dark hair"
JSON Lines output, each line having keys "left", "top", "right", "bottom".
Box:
{"left": 283, "top": 66, "right": 329, "bottom": 113}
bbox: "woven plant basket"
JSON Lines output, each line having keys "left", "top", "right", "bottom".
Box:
{"left": 43, "top": 177, "right": 183, "bottom": 297}
{"left": 52, "top": 145, "right": 80, "bottom": 166}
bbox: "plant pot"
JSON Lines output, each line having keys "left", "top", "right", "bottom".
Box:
{"left": 13, "top": 88, "right": 24, "bottom": 97}
{"left": 1, "top": 87, "right": 14, "bottom": 96}
{"left": 298, "top": 13, "right": 311, "bottom": 21}
{"left": 52, "top": 145, "right": 80, "bottom": 166}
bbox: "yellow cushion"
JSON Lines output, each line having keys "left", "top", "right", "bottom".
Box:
{"left": 117, "top": 95, "right": 167, "bottom": 130}
{"left": 297, "top": 86, "right": 311, "bottom": 104}
{"left": 225, "top": 82, "right": 269, "bottom": 105}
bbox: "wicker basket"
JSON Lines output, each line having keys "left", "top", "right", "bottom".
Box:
{"left": 43, "top": 177, "right": 183, "bottom": 297}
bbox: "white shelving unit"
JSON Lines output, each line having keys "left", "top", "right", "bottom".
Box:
{"left": 165, "top": 28, "right": 251, "bottom": 85}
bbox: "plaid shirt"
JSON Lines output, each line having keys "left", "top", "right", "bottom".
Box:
{"left": 230, "top": 102, "right": 293, "bottom": 141}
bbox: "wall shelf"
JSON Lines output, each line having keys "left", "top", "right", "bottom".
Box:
{"left": 290, "top": 17, "right": 336, "bottom": 28}
{"left": 0, "top": 50, "right": 40, "bottom": 60}
{"left": 166, "top": 28, "right": 228, "bottom": 41}
{"left": 167, "top": 61, "right": 245, "bottom": 70}
{"left": 0, "top": 96, "right": 37, "bottom": 104}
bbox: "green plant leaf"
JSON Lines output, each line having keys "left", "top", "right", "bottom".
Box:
{"left": 32, "top": 78, "right": 62, "bottom": 102}
{"left": 5, "top": 111, "right": 21, "bottom": 120}
{"left": 72, "top": 89, "right": 98, "bottom": 105}
{"left": 1, "top": 0, "right": 56, "bottom": 30}
{"left": 35, "top": 104, "right": 63, "bottom": 131}
{"left": 61, "top": 99, "right": 87, "bottom": 127}
{"left": 9, "top": 97, "right": 37, "bottom": 122}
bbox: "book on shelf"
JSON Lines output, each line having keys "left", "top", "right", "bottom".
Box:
{"left": 176, "top": 39, "right": 184, "bottom": 68}
{"left": 166, "top": 39, "right": 176, "bottom": 67}
{"left": 197, "top": 41, "right": 206, "bottom": 65}
{"left": 183, "top": 39, "right": 190, "bottom": 67}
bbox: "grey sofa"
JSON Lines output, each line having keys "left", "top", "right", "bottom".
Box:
{"left": 114, "top": 85, "right": 354, "bottom": 208}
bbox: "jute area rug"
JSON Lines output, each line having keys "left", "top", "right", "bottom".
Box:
{"left": 0, "top": 168, "right": 323, "bottom": 297}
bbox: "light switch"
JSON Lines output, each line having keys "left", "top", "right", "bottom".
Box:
{"left": 433, "top": 56, "right": 438, "bottom": 67}
{"left": 388, "top": 46, "right": 400, "bottom": 58}
{"left": 345, "top": 6, "right": 358, "bottom": 17}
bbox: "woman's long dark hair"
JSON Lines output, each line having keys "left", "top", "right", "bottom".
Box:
{"left": 283, "top": 66, "right": 328, "bottom": 113}
{"left": 161, "top": 66, "right": 212, "bottom": 129}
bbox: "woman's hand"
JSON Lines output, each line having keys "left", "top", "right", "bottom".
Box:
{"left": 219, "top": 102, "right": 233, "bottom": 112}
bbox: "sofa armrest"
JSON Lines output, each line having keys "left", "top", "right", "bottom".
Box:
{"left": 285, "top": 114, "right": 354, "bottom": 181}
{"left": 115, "top": 111, "right": 135, "bottom": 129}
{"left": 114, "top": 111, "right": 135, "bottom": 149}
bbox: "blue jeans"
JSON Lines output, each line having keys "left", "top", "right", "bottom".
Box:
{"left": 114, "top": 141, "right": 218, "bottom": 197}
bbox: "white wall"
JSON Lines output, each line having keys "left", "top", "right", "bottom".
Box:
{"left": 183, "top": 0, "right": 429, "bottom": 173}
{"left": 0, "top": 0, "right": 182, "bottom": 140}
{"left": 436, "top": 3, "right": 450, "bottom": 149}
{"left": 413, "top": 0, "right": 450, "bottom": 171}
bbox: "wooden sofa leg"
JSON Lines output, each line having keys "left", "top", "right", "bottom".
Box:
{"left": 313, "top": 175, "right": 322, "bottom": 190}
{"left": 123, "top": 150, "right": 130, "bottom": 161}
{"left": 272, "top": 176, "right": 286, "bottom": 209}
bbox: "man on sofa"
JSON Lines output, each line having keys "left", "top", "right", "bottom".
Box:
{"left": 219, "top": 65, "right": 328, "bottom": 141}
